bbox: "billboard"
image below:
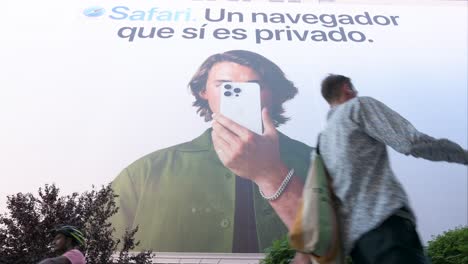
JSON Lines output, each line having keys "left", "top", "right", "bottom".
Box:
{"left": 0, "top": 0, "right": 467, "bottom": 253}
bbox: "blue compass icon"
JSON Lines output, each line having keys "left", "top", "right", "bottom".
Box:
{"left": 83, "top": 6, "right": 105, "bottom": 17}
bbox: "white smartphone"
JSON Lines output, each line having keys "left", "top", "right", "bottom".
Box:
{"left": 219, "top": 82, "right": 262, "bottom": 135}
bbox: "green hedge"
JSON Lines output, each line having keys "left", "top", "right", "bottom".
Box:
{"left": 263, "top": 226, "right": 468, "bottom": 264}
{"left": 261, "top": 236, "right": 295, "bottom": 264}
{"left": 427, "top": 226, "right": 468, "bottom": 264}
{"left": 261, "top": 236, "right": 353, "bottom": 264}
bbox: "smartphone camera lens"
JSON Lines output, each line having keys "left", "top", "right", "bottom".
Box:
{"left": 224, "top": 84, "right": 232, "bottom": 90}
{"left": 224, "top": 91, "right": 232, "bottom": 97}
{"left": 234, "top": 88, "right": 241, "bottom": 93}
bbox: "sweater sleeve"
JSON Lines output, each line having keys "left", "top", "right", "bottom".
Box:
{"left": 353, "top": 97, "right": 468, "bottom": 165}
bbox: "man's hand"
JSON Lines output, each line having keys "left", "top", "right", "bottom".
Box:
{"left": 211, "top": 108, "right": 288, "bottom": 188}
{"left": 212, "top": 108, "right": 306, "bottom": 230}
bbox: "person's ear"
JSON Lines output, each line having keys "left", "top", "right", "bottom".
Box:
{"left": 343, "top": 84, "right": 354, "bottom": 97}
{"left": 66, "top": 237, "right": 73, "bottom": 247}
{"left": 199, "top": 88, "right": 208, "bottom": 100}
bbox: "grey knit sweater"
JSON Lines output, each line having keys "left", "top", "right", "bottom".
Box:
{"left": 319, "top": 96, "right": 468, "bottom": 254}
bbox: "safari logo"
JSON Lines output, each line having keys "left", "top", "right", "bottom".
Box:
{"left": 83, "top": 6, "right": 106, "bottom": 17}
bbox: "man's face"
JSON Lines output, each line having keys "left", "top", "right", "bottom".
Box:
{"left": 53, "top": 233, "right": 68, "bottom": 252}
{"left": 200, "top": 62, "right": 273, "bottom": 114}
{"left": 347, "top": 83, "right": 358, "bottom": 99}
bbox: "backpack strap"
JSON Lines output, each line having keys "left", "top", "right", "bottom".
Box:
{"left": 316, "top": 133, "right": 322, "bottom": 155}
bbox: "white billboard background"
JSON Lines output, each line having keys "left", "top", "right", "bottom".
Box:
{"left": 1, "top": 0, "right": 467, "bottom": 245}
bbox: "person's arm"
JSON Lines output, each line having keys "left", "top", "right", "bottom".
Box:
{"left": 110, "top": 168, "right": 140, "bottom": 240}
{"left": 212, "top": 109, "right": 311, "bottom": 264}
{"left": 212, "top": 109, "right": 305, "bottom": 228}
{"left": 38, "top": 256, "right": 71, "bottom": 264}
{"left": 354, "top": 97, "right": 468, "bottom": 164}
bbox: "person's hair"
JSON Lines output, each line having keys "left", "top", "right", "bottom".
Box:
{"left": 321, "top": 74, "right": 354, "bottom": 103}
{"left": 188, "top": 50, "right": 298, "bottom": 126}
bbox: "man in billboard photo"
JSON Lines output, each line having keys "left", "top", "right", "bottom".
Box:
{"left": 110, "top": 50, "right": 312, "bottom": 262}
{"left": 319, "top": 74, "right": 468, "bottom": 263}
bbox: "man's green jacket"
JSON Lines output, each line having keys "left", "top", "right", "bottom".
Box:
{"left": 111, "top": 129, "right": 312, "bottom": 252}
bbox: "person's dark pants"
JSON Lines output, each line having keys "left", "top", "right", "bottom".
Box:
{"left": 350, "top": 214, "right": 429, "bottom": 264}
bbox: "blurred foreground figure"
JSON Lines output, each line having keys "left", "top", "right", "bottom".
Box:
{"left": 319, "top": 74, "right": 467, "bottom": 264}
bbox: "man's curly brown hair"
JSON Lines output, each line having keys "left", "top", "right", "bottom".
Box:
{"left": 188, "top": 50, "right": 298, "bottom": 127}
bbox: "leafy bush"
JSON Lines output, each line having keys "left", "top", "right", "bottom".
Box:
{"left": 0, "top": 184, "right": 153, "bottom": 264}
{"left": 261, "top": 237, "right": 353, "bottom": 264}
{"left": 261, "top": 236, "right": 295, "bottom": 264}
{"left": 427, "top": 226, "right": 468, "bottom": 264}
